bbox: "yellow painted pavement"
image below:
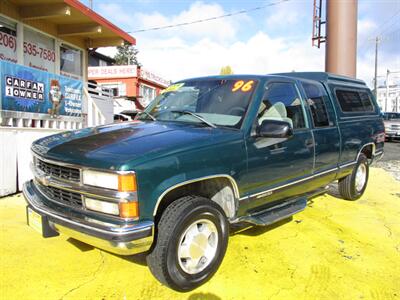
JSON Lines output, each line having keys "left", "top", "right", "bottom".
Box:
{"left": 1, "top": 168, "right": 399, "bottom": 300}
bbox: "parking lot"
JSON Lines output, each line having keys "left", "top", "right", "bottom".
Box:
{"left": 1, "top": 167, "right": 399, "bottom": 300}
{"left": 376, "top": 141, "right": 400, "bottom": 180}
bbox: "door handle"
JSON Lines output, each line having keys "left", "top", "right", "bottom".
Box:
{"left": 305, "top": 139, "right": 314, "bottom": 147}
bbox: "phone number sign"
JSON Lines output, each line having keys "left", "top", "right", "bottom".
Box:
{"left": 23, "top": 28, "right": 56, "bottom": 72}
{"left": 0, "top": 31, "right": 17, "bottom": 63}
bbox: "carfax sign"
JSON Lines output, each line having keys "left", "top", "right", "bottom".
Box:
{"left": 0, "top": 60, "right": 83, "bottom": 117}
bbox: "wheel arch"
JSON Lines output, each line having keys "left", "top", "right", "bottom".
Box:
{"left": 357, "top": 142, "right": 376, "bottom": 160}
{"left": 153, "top": 175, "right": 240, "bottom": 220}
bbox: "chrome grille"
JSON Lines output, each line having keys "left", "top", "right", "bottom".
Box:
{"left": 37, "top": 159, "right": 80, "bottom": 182}
{"left": 38, "top": 184, "right": 83, "bottom": 208}
{"left": 391, "top": 124, "right": 400, "bottom": 129}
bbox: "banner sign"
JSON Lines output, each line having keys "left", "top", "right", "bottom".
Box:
{"left": 140, "top": 68, "right": 170, "bottom": 87}
{"left": 88, "top": 65, "right": 137, "bottom": 79}
{"left": 1, "top": 61, "right": 83, "bottom": 117}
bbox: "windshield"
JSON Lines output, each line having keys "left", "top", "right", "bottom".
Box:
{"left": 384, "top": 113, "right": 400, "bottom": 120}
{"left": 139, "top": 79, "right": 258, "bottom": 128}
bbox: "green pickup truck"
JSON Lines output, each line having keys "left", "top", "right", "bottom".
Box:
{"left": 23, "top": 72, "right": 385, "bottom": 291}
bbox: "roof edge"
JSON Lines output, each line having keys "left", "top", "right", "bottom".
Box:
{"left": 64, "top": 0, "right": 136, "bottom": 45}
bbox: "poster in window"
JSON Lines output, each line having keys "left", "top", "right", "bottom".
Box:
{"left": 0, "top": 17, "right": 17, "bottom": 63}
{"left": 1, "top": 60, "right": 82, "bottom": 118}
{"left": 60, "top": 45, "right": 82, "bottom": 79}
{"left": 23, "top": 28, "right": 56, "bottom": 73}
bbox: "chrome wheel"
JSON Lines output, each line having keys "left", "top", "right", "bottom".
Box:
{"left": 177, "top": 219, "right": 219, "bottom": 274}
{"left": 355, "top": 163, "right": 367, "bottom": 192}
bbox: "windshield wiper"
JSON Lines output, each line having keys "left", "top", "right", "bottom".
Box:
{"left": 171, "top": 110, "right": 217, "bottom": 128}
{"left": 135, "top": 111, "right": 157, "bottom": 121}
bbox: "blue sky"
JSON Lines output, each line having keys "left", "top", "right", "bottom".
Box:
{"left": 83, "top": 0, "right": 399, "bottom": 86}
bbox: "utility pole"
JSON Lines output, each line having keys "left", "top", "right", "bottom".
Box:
{"left": 373, "top": 37, "right": 380, "bottom": 99}
{"left": 325, "top": 0, "right": 358, "bottom": 77}
{"left": 385, "top": 69, "right": 390, "bottom": 112}
{"left": 89, "top": 0, "right": 93, "bottom": 9}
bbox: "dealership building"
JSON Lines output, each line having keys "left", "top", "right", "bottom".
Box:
{"left": 88, "top": 64, "right": 170, "bottom": 114}
{"left": 0, "top": 0, "right": 136, "bottom": 196}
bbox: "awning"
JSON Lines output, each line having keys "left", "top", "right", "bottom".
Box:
{"left": 6, "top": 0, "right": 135, "bottom": 48}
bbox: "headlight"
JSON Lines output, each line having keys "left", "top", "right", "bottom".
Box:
{"left": 84, "top": 197, "right": 139, "bottom": 218}
{"left": 82, "top": 170, "right": 137, "bottom": 192}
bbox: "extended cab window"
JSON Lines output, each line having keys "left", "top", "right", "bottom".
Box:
{"left": 258, "top": 82, "right": 306, "bottom": 129}
{"left": 302, "top": 82, "right": 330, "bottom": 127}
{"left": 336, "top": 89, "right": 374, "bottom": 112}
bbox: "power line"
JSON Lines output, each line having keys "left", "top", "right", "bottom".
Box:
{"left": 128, "top": 0, "right": 291, "bottom": 33}
{"left": 379, "top": 26, "right": 400, "bottom": 39}
{"left": 375, "top": 9, "right": 400, "bottom": 36}
{"left": 358, "top": 9, "right": 400, "bottom": 52}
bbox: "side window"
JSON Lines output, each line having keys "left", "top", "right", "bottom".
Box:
{"left": 258, "top": 82, "right": 306, "bottom": 129}
{"left": 335, "top": 89, "right": 374, "bottom": 112}
{"left": 302, "top": 82, "right": 330, "bottom": 127}
{"left": 359, "top": 91, "right": 374, "bottom": 111}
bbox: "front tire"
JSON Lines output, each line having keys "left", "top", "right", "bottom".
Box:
{"left": 338, "top": 153, "right": 369, "bottom": 200}
{"left": 146, "top": 195, "right": 229, "bottom": 292}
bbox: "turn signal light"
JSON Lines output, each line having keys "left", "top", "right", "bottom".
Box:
{"left": 119, "top": 202, "right": 139, "bottom": 218}
{"left": 118, "top": 173, "right": 137, "bottom": 192}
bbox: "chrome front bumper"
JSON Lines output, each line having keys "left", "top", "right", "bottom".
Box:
{"left": 385, "top": 131, "right": 400, "bottom": 138}
{"left": 23, "top": 180, "right": 154, "bottom": 256}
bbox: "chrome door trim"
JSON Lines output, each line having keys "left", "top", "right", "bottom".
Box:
{"left": 239, "top": 142, "right": 376, "bottom": 201}
{"left": 239, "top": 166, "right": 339, "bottom": 201}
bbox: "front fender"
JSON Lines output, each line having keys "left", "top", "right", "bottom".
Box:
{"left": 134, "top": 140, "right": 246, "bottom": 220}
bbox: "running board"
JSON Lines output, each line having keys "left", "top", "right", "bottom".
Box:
{"left": 240, "top": 197, "right": 307, "bottom": 226}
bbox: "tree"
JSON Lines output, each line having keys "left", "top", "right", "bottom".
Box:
{"left": 114, "top": 43, "right": 140, "bottom": 66}
{"left": 220, "top": 65, "right": 234, "bottom": 75}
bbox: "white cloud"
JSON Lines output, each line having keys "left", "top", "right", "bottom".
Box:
{"left": 136, "top": 31, "right": 325, "bottom": 81}
{"left": 357, "top": 50, "right": 400, "bottom": 87}
{"left": 357, "top": 18, "right": 378, "bottom": 53}
{"left": 136, "top": 1, "right": 249, "bottom": 42}
{"left": 95, "top": 2, "right": 398, "bottom": 88}
{"left": 99, "top": 1, "right": 245, "bottom": 43}
{"left": 96, "top": 47, "right": 117, "bottom": 58}
{"left": 356, "top": 18, "right": 400, "bottom": 86}
{"left": 97, "top": 3, "right": 135, "bottom": 26}
{"left": 265, "top": 3, "right": 301, "bottom": 28}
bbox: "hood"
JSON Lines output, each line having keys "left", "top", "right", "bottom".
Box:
{"left": 32, "top": 121, "right": 242, "bottom": 170}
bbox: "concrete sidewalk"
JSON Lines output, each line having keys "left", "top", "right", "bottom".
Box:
{"left": 1, "top": 168, "right": 399, "bottom": 300}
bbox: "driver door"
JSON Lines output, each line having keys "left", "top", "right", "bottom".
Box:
{"left": 242, "top": 80, "right": 314, "bottom": 211}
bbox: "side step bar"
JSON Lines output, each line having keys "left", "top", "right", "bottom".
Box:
{"left": 240, "top": 197, "right": 307, "bottom": 226}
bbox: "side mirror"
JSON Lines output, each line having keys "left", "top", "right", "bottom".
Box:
{"left": 256, "top": 119, "right": 293, "bottom": 138}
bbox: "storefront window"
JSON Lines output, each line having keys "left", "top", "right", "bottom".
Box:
{"left": 23, "top": 27, "right": 55, "bottom": 73}
{"left": 100, "top": 83, "right": 126, "bottom": 97}
{"left": 0, "top": 16, "right": 17, "bottom": 63}
{"left": 60, "top": 44, "right": 82, "bottom": 79}
{"left": 140, "top": 84, "right": 156, "bottom": 107}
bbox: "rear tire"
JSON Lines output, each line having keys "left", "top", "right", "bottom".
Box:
{"left": 338, "top": 153, "right": 369, "bottom": 200}
{"left": 146, "top": 195, "right": 229, "bottom": 292}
